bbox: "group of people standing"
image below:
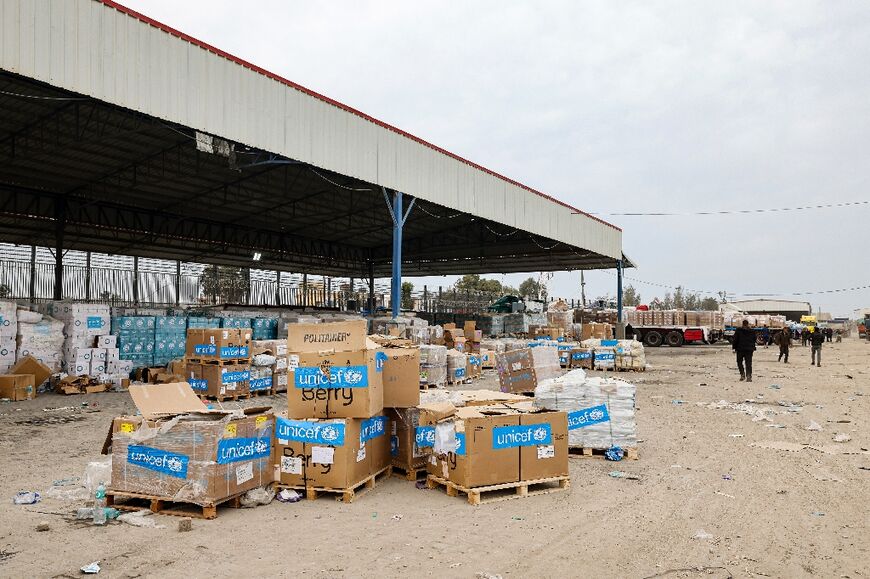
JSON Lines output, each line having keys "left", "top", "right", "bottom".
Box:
{"left": 731, "top": 321, "right": 831, "bottom": 381}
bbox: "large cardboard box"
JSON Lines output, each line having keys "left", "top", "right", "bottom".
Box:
{"left": 0, "top": 374, "right": 36, "bottom": 400}
{"left": 287, "top": 349, "right": 384, "bottom": 419}
{"left": 186, "top": 329, "right": 251, "bottom": 361}
{"left": 387, "top": 407, "right": 430, "bottom": 470}
{"left": 569, "top": 348, "right": 594, "bottom": 369}
{"left": 424, "top": 405, "right": 520, "bottom": 488}
{"left": 198, "top": 364, "right": 250, "bottom": 398}
{"left": 287, "top": 320, "right": 366, "bottom": 354}
{"left": 381, "top": 348, "right": 420, "bottom": 408}
{"left": 10, "top": 356, "right": 52, "bottom": 389}
{"left": 273, "top": 414, "right": 390, "bottom": 489}
{"left": 107, "top": 383, "right": 273, "bottom": 505}
{"left": 519, "top": 411, "right": 569, "bottom": 480}
{"left": 498, "top": 367, "right": 537, "bottom": 394}
{"left": 495, "top": 349, "right": 533, "bottom": 374}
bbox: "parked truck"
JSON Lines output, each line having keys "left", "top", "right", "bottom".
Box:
{"left": 628, "top": 324, "right": 722, "bottom": 347}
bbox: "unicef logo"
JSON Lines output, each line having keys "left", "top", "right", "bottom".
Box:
{"left": 320, "top": 426, "right": 339, "bottom": 442}
{"left": 425, "top": 430, "right": 435, "bottom": 444}
{"left": 532, "top": 427, "right": 548, "bottom": 442}
{"left": 255, "top": 440, "right": 269, "bottom": 454}
{"left": 166, "top": 457, "right": 183, "bottom": 472}
{"left": 589, "top": 409, "right": 605, "bottom": 421}
{"left": 344, "top": 369, "right": 364, "bottom": 385}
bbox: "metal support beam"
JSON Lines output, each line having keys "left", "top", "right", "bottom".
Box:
{"left": 53, "top": 197, "right": 66, "bottom": 300}
{"left": 616, "top": 259, "right": 625, "bottom": 339}
{"left": 302, "top": 273, "right": 308, "bottom": 308}
{"left": 274, "top": 270, "right": 281, "bottom": 306}
{"left": 29, "top": 245, "right": 36, "bottom": 302}
{"left": 85, "top": 251, "right": 92, "bottom": 300}
{"left": 367, "top": 260, "right": 375, "bottom": 312}
{"left": 133, "top": 256, "right": 140, "bottom": 305}
{"left": 175, "top": 261, "right": 181, "bottom": 306}
{"left": 383, "top": 189, "right": 415, "bottom": 318}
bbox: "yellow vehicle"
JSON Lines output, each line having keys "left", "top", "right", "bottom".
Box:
{"left": 800, "top": 315, "right": 817, "bottom": 331}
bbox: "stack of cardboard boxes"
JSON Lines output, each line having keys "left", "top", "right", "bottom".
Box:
{"left": 275, "top": 320, "right": 391, "bottom": 494}
{"left": 419, "top": 345, "right": 447, "bottom": 388}
{"left": 495, "top": 349, "right": 537, "bottom": 394}
{"left": 154, "top": 316, "right": 187, "bottom": 366}
{"left": 0, "top": 301, "right": 17, "bottom": 373}
{"left": 184, "top": 328, "right": 252, "bottom": 399}
{"left": 112, "top": 316, "right": 156, "bottom": 369}
{"left": 251, "top": 339, "right": 288, "bottom": 394}
{"left": 46, "top": 303, "right": 111, "bottom": 373}
{"left": 16, "top": 314, "right": 64, "bottom": 372}
{"left": 107, "top": 382, "right": 274, "bottom": 508}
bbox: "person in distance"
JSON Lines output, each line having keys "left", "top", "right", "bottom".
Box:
{"left": 732, "top": 320, "right": 756, "bottom": 382}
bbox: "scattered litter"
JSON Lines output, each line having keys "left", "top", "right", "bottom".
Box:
{"left": 52, "top": 477, "right": 79, "bottom": 487}
{"left": 722, "top": 474, "right": 733, "bottom": 481}
{"left": 670, "top": 464, "right": 682, "bottom": 468}
{"left": 276, "top": 489, "right": 302, "bottom": 503}
{"left": 811, "top": 511, "right": 825, "bottom": 517}
{"left": 859, "top": 467, "right": 870, "bottom": 472}
{"left": 806, "top": 421, "right": 823, "bottom": 431}
{"left": 671, "top": 399, "right": 685, "bottom": 405}
{"left": 117, "top": 509, "right": 165, "bottom": 528}
{"left": 833, "top": 433, "right": 852, "bottom": 443}
{"left": 692, "top": 529, "right": 714, "bottom": 540}
{"left": 714, "top": 491, "right": 734, "bottom": 498}
{"left": 511, "top": 516, "right": 525, "bottom": 520}
{"left": 767, "top": 424, "right": 786, "bottom": 429}
{"left": 177, "top": 518, "right": 192, "bottom": 532}
{"left": 80, "top": 561, "right": 101, "bottom": 574}
{"left": 604, "top": 446, "right": 624, "bottom": 461}
{"left": 36, "top": 521, "right": 50, "bottom": 532}
{"left": 769, "top": 384, "right": 781, "bottom": 390}
{"left": 449, "top": 563, "right": 462, "bottom": 568}
{"left": 698, "top": 383, "right": 707, "bottom": 386}
{"left": 729, "top": 434, "right": 744, "bottom": 438}
{"left": 12, "top": 491, "right": 40, "bottom": 505}
{"left": 845, "top": 375, "right": 853, "bottom": 379}
{"left": 240, "top": 487, "right": 274, "bottom": 508}
{"left": 391, "top": 514, "right": 403, "bottom": 521}
{"left": 609, "top": 471, "right": 640, "bottom": 480}
{"left": 475, "top": 573, "right": 503, "bottom": 579}
{"left": 415, "top": 480, "right": 428, "bottom": 490}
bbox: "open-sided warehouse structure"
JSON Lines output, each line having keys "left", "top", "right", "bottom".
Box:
{"left": 0, "top": 0, "right": 629, "bottom": 313}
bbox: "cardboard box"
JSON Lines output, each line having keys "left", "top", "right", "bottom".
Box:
{"left": 497, "top": 367, "right": 537, "bottom": 394}
{"left": 519, "top": 411, "right": 569, "bottom": 480}
{"left": 424, "top": 405, "right": 520, "bottom": 488}
{"left": 467, "top": 354, "right": 482, "bottom": 378}
{"left": 90, "top": 358, "right": 107, "bottom": 375}
{"left": 569, "top": 348, "right": 594, "bottom": 369}
{"left": 186, "top": 329, "right": 251, "bottom": 361}
{"left": 273, "top": 414, "right": 389, "bottom": 489}
{"left": 10, "top": 356, "right": 51, "bottom": 389}
{"left": 381, "top": 348, "right": 420, "bottom": 408}
{"left": 287, "top": 349, "right": 384, "bottom": 419}
{"left": 287, "top": 320, "right": 366, "bottom": 354}
{"left": 387, "top": 407, "right": 430, "bottom": 470}
{"left": 107, "top": 382, "right": 273, "bottom": 505}
{"left": 198, "top": 364, "right": 251, "bottom": 398}
{"left": 0, "top": 374, "right": 36, "bottom": 400}
{"left": 495, "top": 349, "right": 533, "bottom": 374}
{"left": 97, "top": 335, "right": 117, "bottom": 349}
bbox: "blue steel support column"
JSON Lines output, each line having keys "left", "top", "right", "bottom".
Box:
{"left": 616, "top": 259, "right": 623, "bottom": 323}
{"left": 391, "top": 190, "right": 403, "bottom": 318}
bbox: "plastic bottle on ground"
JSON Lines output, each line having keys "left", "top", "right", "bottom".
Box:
{"left": 92, "top": 483, "right": 107, "bottom": 525}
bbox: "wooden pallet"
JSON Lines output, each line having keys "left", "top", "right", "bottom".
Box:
{"left": 426, "top": 474, "right": 570, "bottom": 506}
{"left": 187, "top": 358, "right": 250, "bottom": 366}
{"left": 249, "top": 387, "right": 276, "bottom": 397}
{"left": 615, "top": 367, "right": 646, "bottom": 373}
{"left": 447, "top": 378, "right": 473, "bottom": 386}
{"left": 197, "top": 391, "right": 251, "bottom": 403}
{"left": 273, "top": 465, "right": 392, "bottom": 503}
{"left": 106, "top": 489, "right": 244, "bottom": 519}
{"left": 569, "top": 446, "right": 639, "bottom": 460}
{"left": 391, "top": 463, "right": 428, "bottom": 481}
{"left": 419, "top": 382, "right": 446, "bottom": 390}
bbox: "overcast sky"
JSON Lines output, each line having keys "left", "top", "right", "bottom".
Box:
{"left": 121, "top": 0, "right": 870, "bottom": 317}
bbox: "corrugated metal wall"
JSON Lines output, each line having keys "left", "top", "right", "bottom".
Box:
{"left": 0, "top": 0, "right": 622, "bottom": 260}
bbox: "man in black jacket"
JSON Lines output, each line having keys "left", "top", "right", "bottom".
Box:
{"left": 732, "top": 320, "right": 757, "bottom": 382}
{"left": 810, "top": 327, "right": 825, "bottom": 366}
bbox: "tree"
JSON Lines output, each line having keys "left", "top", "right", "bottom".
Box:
{"left": 200, "top": 265, "right": 248, "bottom": 304}
{"left": 0, "top": 284, "right": 10, "bottom": 298}
{"left": 661, "top": 292, "right": 674, "bottom": 310}
{"left": 518, "top": 277, "right": 545, "bottom": 300}
{"left": 700, "top": 297, "right": 720, "bottom": 311}
{"left": 622, "top": 284, "right": 641, "bottom": 307}
{"left": 454, "top": 274, "right": 508, "bottom": 296}
{"left": 400, "top": 281, "right": 414, "bottom": 310}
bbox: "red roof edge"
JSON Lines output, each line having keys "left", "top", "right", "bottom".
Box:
{"left": 98, "top": 0, "right": 621, "bottom": 233}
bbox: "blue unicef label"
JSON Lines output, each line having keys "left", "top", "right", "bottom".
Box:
{"left": 390, "top": 435, "right": 399, "bottom": 456}
{"left": 294, "top": 365, "right": 369, "bottom": 389}
{"left": 221, "top": 371, "right": 250, "bottom": 384}
{"left": 188, "top": 378, "right": 208, "bottom": 391}
{"left": 250, "top": 376, "right": 272, "bottom": 391}
{"left": 375, "top": 351, "right": 388, "bottom": 372}
{"left": 216, "top": 436, "right": 271, "bottom": 464}
{"left": 455, "top": 432, "right": 466, "bottom": 456}
{"left": 127, "top": 445, "right": 189, "bottom": 478}
{"left": 454, "top": 367, "right": 466, "bottom": 378}
{"left": 469, "top": 355, "right": 480, "bottom": 366}
{"left": 360, "top": 416, "right": 388, "bottom": 443}
{"left": 572, "top": 351, "right": 592, "bottom": 360}
{"left": 595, "top": 352, "right": 615, "bottom": 362}
{"left": 557, "top": 336, "right": 565, "bottom": 342}
{"left": 567, "top": 404, "right": 610, "bottom": 430}
{"left": 601, "top": 340, "right": 619, "bottom": 347}
{"left": 87, "top": 316, "right": 104, "bottom": 329}
{"left": 220, "top": 346, "right": 248, "bottom": 358}
{"left": 415, "top": 426, "right": 435, "bottom": 447}
{"left": 492, "top": 424, "right": 552, "bottom": 449}
{"left": 194, "top": 344, "right": 217, "bottom": 356}
{"left": 557, "top": 344, "right": 574, "bottom": 351}
{"left": 276, "top": 417, "right": 345, "bottom": 446}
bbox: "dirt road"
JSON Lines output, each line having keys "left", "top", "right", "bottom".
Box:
{"left": 1, "top": 338, "right": 867, "bottom": 578}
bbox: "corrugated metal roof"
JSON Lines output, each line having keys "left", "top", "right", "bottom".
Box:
{"left": 0, "top": 0, "right": 623, "bottom": 263}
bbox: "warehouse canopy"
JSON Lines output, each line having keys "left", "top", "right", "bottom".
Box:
{"left": 0, "top": 0, "right": 629, "bottom": 278}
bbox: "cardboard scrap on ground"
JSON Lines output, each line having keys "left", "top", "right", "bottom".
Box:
{"left": 750, "top": 441, "right": 869, "bottom": 455}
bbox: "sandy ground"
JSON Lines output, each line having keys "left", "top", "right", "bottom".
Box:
{"left": 1, "top": 338, "right": 868, "bottom": 578}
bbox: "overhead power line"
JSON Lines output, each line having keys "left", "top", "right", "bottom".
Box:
{"left": 587, "top": 199, "right": 870, "bottom": 216}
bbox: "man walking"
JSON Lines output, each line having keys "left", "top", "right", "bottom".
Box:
{"left": 825, "top": 327, "right": 833, "bottom": 343}
{"left": 810, "top": 326, "right": 825, "bottom": 367}
{"left": 801, "top": 327, "right": 808, "bottom": 347}
{"left": 761, "top": 325, "right": 770, "bottom": 348}
{"left": 732, "top": 320, "right": 757, "bottom": 381}
{"left": 776, "top": 326, "right": 791, "bottom": 363}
